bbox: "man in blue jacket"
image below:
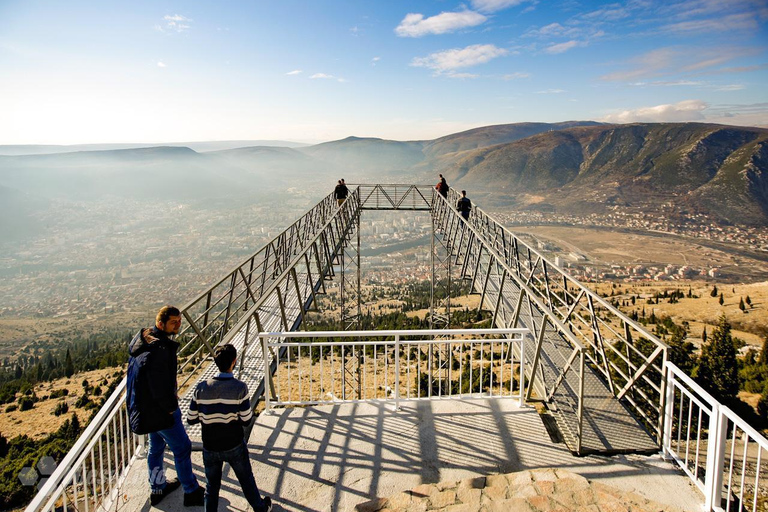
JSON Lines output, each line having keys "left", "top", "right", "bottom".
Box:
{"left": 126, "top": 305, "right": 205, "bottom": 506}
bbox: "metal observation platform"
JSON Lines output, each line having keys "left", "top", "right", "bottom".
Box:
{"left": 25, "top": 185, "right": 768, "bottom": 512}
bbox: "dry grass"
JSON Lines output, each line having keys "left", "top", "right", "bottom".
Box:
{"left": 0, "top": 367, "right": 122, "bottom": 440}
{"left": 594, "top": 280, "right": 768, "bottom": 348}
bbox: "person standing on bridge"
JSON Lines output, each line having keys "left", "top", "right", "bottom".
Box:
{"left": 126, "top": 305, "right": 205, "bottom": 507}
{"left": 187, "top": 344, "right": 273, "bottom": 512}
{"left": 456, "top": 190, "right": 472, "bottom": 221}
{"left": 334, "top": 179, "right": 349, "bottom": 206}
{"left": 436, "top": 174, "right": 449, "bottom": 198}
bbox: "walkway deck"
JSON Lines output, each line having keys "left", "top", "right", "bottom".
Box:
{"left": 116, "top": 400, "right": 701, "bottom": 512}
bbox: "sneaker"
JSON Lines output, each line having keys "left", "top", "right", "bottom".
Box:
{"left": 263, "top": 496, "right": 272, "bottom": 512}
{"left": 183, "top": 486, "right": 205, "bottom": 507}
{"left": 150, "top": 478, "right": 181, "bottom": 506}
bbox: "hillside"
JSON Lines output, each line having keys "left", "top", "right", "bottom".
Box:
{"left": 433, "top": 123, "right": 768, "bottom": 226}
{"left": 299, "top": 136, "right": 426, "bottom": 175}
{"left": 422, "top": 121, "right": 602, "bottom": 158}
{"left": 1, "top": 122, "right": 766, "bottom": 229}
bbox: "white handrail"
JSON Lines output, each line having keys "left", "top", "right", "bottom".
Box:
{"left": 25, "top": 379, "right": 134, "bottom": 512}
{"left": 663, "top": 361, "right": 768, "bottom": 512}
{"left": 261, "top": 328, "right": 529, "bottom": 413}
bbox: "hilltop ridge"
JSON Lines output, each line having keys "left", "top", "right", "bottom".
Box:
{"left": 0, "top": 121, "right": 766, "bottom": 226}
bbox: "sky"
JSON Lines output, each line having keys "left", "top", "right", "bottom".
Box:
{"left": 1, "top": 0, "right": 767, "bottom": 145}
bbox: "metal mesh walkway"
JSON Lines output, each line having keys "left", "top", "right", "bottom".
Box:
{"left": 432, "top": 190, "right": 665, "bottom": 455}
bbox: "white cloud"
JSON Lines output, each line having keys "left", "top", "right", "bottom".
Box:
{"left": 535, "top": 88, "right": 566, "bottom": 94}
{"left": 310, "top": 73, "right": 346, "bottom": 83}
{"left": 602, "top": 46, "right": 760, "bottom": 82}
{"left": 661, "top": 12, "right": 761, "bottom": 34}
{"left": 411, "top": 44, "right": 509, "bottom": 72}
{"left": 601, "top": 99, "right": 708, "bottom": 123}
{"left": 157, "top": 62, "right": 167, "bottom": 68}
{"left": 601, "top": 47, "right": 680, "bottom": 81}
{"left": 371, "top": 57, "right": 381, "bottom": 66}
{"left": 544, "top": 40, "right": 583, "bottom": 54}
{"left": 163, "top": 14, "right": 192, "bottom": 33}
{"left": 714, "top": 84, "right": 745, "bottom": 91}
{"left": 526, "top": 22, "right": 582, "bottom": 38}
{"left": 471, "top": 0, "right": 530, "bottom": 13}
{"left": 503, "top": 72, "right": 531, "bottom": 80}
{"left": 395, "top": 10, "right": 487, "bottom": 37}
{"left": 446, "top": 72, "right": 479, "bottom": 79}
{"left": 286, "top": 70, "right": 303, "bottom": 75}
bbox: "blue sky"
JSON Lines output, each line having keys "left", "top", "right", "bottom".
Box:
{"left": 1, "top": 0, "right": 766, "bottom": 144}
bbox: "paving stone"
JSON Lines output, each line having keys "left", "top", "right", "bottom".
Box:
{"left": 486, "top": 474, "right": 509, "bottom": 488}
{"left": 508, "top": 471, "right": 534, "bottom": 489}
{"left": 597, "top": 500, "right": 631, "bottom": 512}
{"left": 355, "top": 497, "right": 389, "bottom": 512}
{"left": 388, "top": 491, "right": 417, "bottom": 510}
{"left": 575, "top": 505, "right": 601, "bottom": 512}
{"left": 456, "top": 486, "right": 481, "bottom": 506}
{"left": 436, "top": 480, "right": 457, "bottom": 492}
{"left": 412, "top": 484, "right": 438, "bottom": 498}
{"left": 443, "top": 504, "right": 476, "bottom": 512}
{"left": 483, "top": 483, "right": 509, "bottom": 501}
{"left": 429, "top": 490, "right": 456, "bottom": 509}
{"left": 534, "top": 479, "right": 556, "bottom": 496}
{"left": 355, "top": 469, "right": 685, "bottom": 512}
{"left": 527, "top": 494, "right": 554, "bottom": 511}
{"left": 487, "top": 497, "right": 533, "bottom": 512}
{"left": 458, "top": 476, "right": 486, "bottom": 490}
{"left": 554, "top": 475, "right": 590, "bottom": 494}
{"left": 531, "top": 469, "right": 558, "bottom": 482}
{"left": 512, "top": 484, "right": 539, "bottom": 499}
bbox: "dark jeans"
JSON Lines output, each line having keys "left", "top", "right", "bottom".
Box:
{"left": 147, "top": 408, "right": 200, "bottom": 493}
{"left": 203, "top": 441, "right": 268, "bottom": 512}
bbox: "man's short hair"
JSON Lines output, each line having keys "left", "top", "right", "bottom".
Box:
{"left": 214, "top": 344, "right": 237, "bottom": 372}
{"left": 462, "top": 190, "right": 467, "bottom": 195}
{"left": 156, "top": 305, "right": 181, "bottom": 324}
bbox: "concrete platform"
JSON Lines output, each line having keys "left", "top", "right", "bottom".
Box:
{"left": 116, "top": 399, "right": 703, "bottom": 512}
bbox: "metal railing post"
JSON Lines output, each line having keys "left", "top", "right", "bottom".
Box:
{"left": 261, "top": 335, "right": 272, "bottom": 414}
{"left": 662, "top": 364, "right": 676, "bottom": 460}
{"left": 394, "top": 334, "right": 401, "bottom": 411}
{"left": 519, "top": 334, "right": 526, "bottom": 407}
{"left": 577, "top": 348, "right": 585, "bottom": 455}
{"left": 704, "top": 404, "right": 727, "bottom": 511}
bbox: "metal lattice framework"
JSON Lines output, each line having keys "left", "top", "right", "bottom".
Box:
{"left": 432, "top": 188, "right": 669, "bottom": 454}
{"left": 27, "top": 183, "right": 681, "bottom": 512}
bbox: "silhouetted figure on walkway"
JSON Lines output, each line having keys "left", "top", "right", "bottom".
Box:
{"left": 436, "top": 174, "right": 449, "bottom": 198}
{"left": 457, "top": 190, "right": 471, "bottom": 221}
{"left": 334, "top": 179, "right": 349, "bottom": 206}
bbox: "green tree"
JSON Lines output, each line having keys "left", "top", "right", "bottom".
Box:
{"left": 739, "top": 297, "right": 745, "bottom": 311}
{"left": 746, "top": 295, "right": 752, "bottom": 307}
{"left": 710, "top": 285, "right": 718, "bottom": 297}
{"left": 759, "top": 335, "right": 768, "bottom": 366}
{"left": 697, "top": 315, "right": 739, "bottom": 401}
{"left": 64, "top": 349, "right": 74, "bottom": 378}
{"left": 758, "top": 384, "right": 768, "bottom": 422}
{"left": 702, "top": 327, "right": 707, "bottom": 344}
{"left": 718, "top": 293, "right": 724, "bottom": 306}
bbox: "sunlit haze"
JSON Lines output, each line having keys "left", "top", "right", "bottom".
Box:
{"left": 2, "top": 0, "right": 767, "bottom": 145}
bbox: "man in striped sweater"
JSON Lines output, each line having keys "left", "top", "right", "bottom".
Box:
{"left": 187, "top": 344, "right": 272, "bottom": 512}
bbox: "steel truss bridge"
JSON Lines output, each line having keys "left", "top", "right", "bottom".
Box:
{"left": 29, "top": 184, "right": 699, "bottom": 512}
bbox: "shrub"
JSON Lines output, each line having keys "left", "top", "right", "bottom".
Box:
{"left": 53, "top": 402, "right": 69, "bottom": 416}
{"left": 17, "top": 397, "right": 34, "bottom": 411}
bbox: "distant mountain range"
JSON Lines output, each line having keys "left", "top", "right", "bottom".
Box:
{"left": 1, "top": 121, "right": 766, "bottom": 229}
